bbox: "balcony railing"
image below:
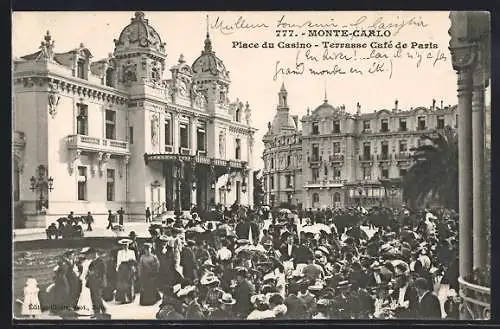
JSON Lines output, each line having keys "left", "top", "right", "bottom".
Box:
{"left": 165, "top": 145, "right": 174, "bottom": 153}
{"left": 196, "top": 149, "right": 207, "bottom": 156}
{"left": 458, "top": 276, "right": 491, "bottom": 320}
{"left": 362, "top": 129, "right": 372, "bottom": 133}
{"left": 305, "top": 179, "right": 346, "bottom": 188}
{"left": 359, "top": 154, "right": 374, "bottom": 162}
{"left": 329, "top": 154, "right": 344, "bottom": 162}
{"left": 67, "top": 134, "right": 130, "bottom": 155}
{"left": 180, "top": 147, "right": 191, "bottom": 155}
{"left": 377, "top": 154, "right": 391, "bottom": 161}
{"left": 395, "top": 152, "right": 411, "bottom": 160}
{"left": 399, "top": 127, "right": 408, "bottom": 132}
{"left": 417, "top": 125, "right": 427, "bottom": 131}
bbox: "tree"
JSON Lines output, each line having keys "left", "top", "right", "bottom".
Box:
{"left": 253, "top": 170, "right": 265, "bottom": 208}
{"left": 403, "top": 126, "right": 458, "bottom": 210}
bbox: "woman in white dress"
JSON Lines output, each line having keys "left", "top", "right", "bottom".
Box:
{"left": 76, "top": 251, "right": 93, "bottom": 316}
{"left": 21, "top": 278, "right": 42, "bottom": 318}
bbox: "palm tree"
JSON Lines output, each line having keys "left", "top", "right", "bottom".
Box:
{"left": 403, "top": 125, "right": 458, "bottom": 210}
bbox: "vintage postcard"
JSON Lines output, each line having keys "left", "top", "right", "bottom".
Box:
{"left": 12, "top": 11, "right": 490, "bottom": 320}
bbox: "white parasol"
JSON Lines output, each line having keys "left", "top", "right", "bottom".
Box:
{"left": 301, "top": 223, "right": 331, "bottom": 234}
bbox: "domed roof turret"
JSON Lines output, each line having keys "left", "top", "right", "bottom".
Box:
{"left": 113, "top": 12, "right": 166, "bottom": 56}
{"left": 192, "top": 30, "right": 229, "bottom": 81}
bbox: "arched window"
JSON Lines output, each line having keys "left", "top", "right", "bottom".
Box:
{"left": 235, "top": 108, "right": 241, "bottom": 122}
{"left": 313, "top": 193, "right": 320, "bottom": 203}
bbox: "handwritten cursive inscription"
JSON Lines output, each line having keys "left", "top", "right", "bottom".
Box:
{"left": 350, "top": 15, "right": 428, "bottom": 36}
{"left": 212, "top": 16, "right": 270, "bottom": 35}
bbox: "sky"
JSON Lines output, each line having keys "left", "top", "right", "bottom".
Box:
{"left": 12, "top": 11, "right": 471, "bottom": 169}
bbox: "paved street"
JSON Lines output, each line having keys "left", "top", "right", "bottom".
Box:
{"left": 14, "top": 222, "right": 154, "bottom": 242}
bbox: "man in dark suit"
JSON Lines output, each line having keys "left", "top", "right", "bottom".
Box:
{"left": 86, "top": 248, "right": 107, "bottom": 319}
{"left": 279, "top": 232, "right": 297, "bottom": 262}
{"left": 118, "top": 207, "right": 125, "bottom": 226}
{"left": 285, "top": 282, "right": 307, "bottom": 319}
{"left": 235, "top": 216, "right": 259, "bottom": 245}
{"left": 233, "top": 267, "right": 255, "bottom": 318}
{"left": 85, "top": 211, "right": 94, "bottom": 231}
{"left": 414, "top": 277, "right": 442, "bottom": 319}
{"left": 106, "top": 210, "right": 114, "bottom": 229}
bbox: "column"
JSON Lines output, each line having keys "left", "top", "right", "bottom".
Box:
{"left": 452, "top": 45, "right": 475, "bottom": 281}
{"left": 190, "top": 117, "right": 197, "bottom": 155}
{"left": 172, "top": 113, "right": 180, "bottom": 154}
{"left": 190, "top": 160, "right": 197, "bottom": 208}
{"left": 472, "top": 47, "right": 487, "bottom": 269}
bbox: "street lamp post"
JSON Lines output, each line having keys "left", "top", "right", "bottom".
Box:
{"left": 29, "top": 165, "right": 54, "bottom": 213}
{"left": 174, "top": 157, "right": 183, "bottom": 218}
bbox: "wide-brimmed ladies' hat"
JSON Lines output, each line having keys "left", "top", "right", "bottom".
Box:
{"left": 177, "top": 285, "right": 196, "bottom": 297}
{"left": 118, "top": 238, "right": 133, "bottom": 245}
{"left": 219, "top": 293, "right": 236, "bottom": 305}
{"left": 200, "top": 272, "right": 220, "bottom": 286}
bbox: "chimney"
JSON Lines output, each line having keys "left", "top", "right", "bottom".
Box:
{"left": 393, "top": 99, "right": 398, "bottom": 112}
{"left": 356, "top": 102, "right": 361, "bottom": 115}
{"left": 292, "top": 115, "right": 299, "bottom": 130}
{"left": 440, "top": 100, "right": 443, "bottom": 109}
{"left": 432, "top": 99, "right": 436, "bottom": 110}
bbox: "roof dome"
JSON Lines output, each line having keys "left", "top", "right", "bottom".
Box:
{"left": 271, "top": 113, "right": 296, "bottom": 134}
{"left": 114, "top": 12, "right": 166, "bottom": 55}
{"left": 192, "top": 33, "right": 229, "bottom": 80}
{"left": 311, "top": 100, "right": 338, "bottom": 117}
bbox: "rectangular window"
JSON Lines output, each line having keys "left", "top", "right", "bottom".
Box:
{"left": 363, "top": 167, "right": 371, "bottom": 180}
{"left": 399, "top": 118, "right": 407, "bottom": 131}
{"left": 105, "top": 110, "right": 116, "bottom": 140}
{"left": 363, "top": 120, "right": 371, "bottom": 132}
{"left": 455, "top": 114, "right": 458, "bottom": 128}
{"left": 270, "top": 176, "right": 274, "bottom": 189}
{"left": 197, "top": 128, "right": 206, "bottom": 152}
{"left": 129, "top": 126, "right": 134, "bottom": 144}
{"left": 312, "top": 144, "right": 320, "bottom": 161}
{"left": 287, "top": 155, "right": 291, "bottom": 166}
{"left": 312, "top": 122, "right": 319, "bottom": 135}
{"left": 312, "top": 168, "right": 320, "bottom": 181}
{"left": 164, "top": 120, "right": 172, "bottom": 145}
{"left": 77, "top": 166, "right": 87, "bottom": 201}
{"left": 270, "top": 158, "right": 274, "bottom": 169}
{"left": 380, "top": 119, "right": 389, "bottom": 132}
{"left": 179, "top": 123, "right": 189, "bottom": 148}
{"left": 381, "top": 142, "right": 389, "bottom": 159}
{"left": 363, "top": 142, "right": 371, "bottom": 159}
{"left": 400, "top": 168, "right": 407, "bottom": 177}
{"left": 381, "top": 168, "right": 389, "bottom": 179}
{"left": 418, "top": 116, "right": 426, "bottom": 130}
{"left": 333, "top": 166, "right": 341, "bottom": 179}
{"left": 399, "top": 140, "right": 407, "bottom": 152}
{"left": 235, "top": 138, "right": 241, "bottom": 160}
{"left": 77, "top": 59, "right": 86, "bottom": 79}
{"left": 236, "top": 181, "right": 241, "bottom": 203}
{"left": 324, "top": 165, "right": 328, "bottom": 176}
{"left": 437, "top": 115, "right": 445, "bottom": 129}
{"left": 333, "top": 120, "right": 340, "bottom": 133}
{"left": 76, "top": 104, "right": 88, "bottom": 135}
{"left": 286, "top": 175, "right": 293, "bottom": 188}
{"left": 106, "top": 169, "right": 115, "bottom": 201}
{"left": 333, "top": 142, "right": 341, "bottom": 154}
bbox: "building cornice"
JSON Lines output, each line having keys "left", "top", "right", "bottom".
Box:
{"left": 13, "top": 73, "right": 128, "bottom": 105}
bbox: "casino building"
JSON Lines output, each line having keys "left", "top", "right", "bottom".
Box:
{"left": 262, "top": 84, "right": 458, "bottom": 209}
{"left": 13, "top": 12, "right": 257, "bottom": 228}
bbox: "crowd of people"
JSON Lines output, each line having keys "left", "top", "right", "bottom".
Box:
{"left": 29, "top": 203, "right": 463, "bottom": 320}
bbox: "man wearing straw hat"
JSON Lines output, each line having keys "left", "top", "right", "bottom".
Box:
{"left": 210, "top": 293, "right": 237, "bottom": 320}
